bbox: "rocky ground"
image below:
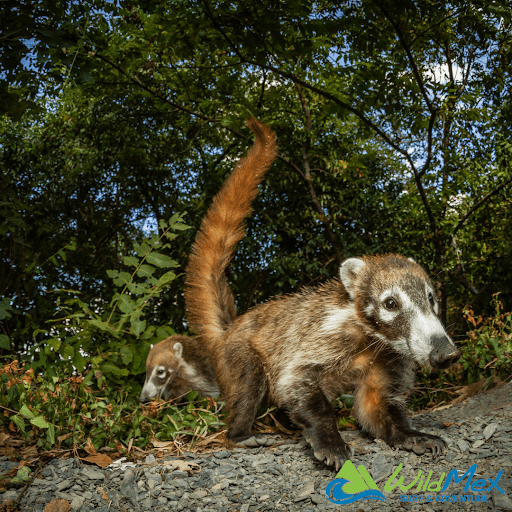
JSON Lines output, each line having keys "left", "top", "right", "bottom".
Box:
{"left": 2, "top": 382, "right": 512, "bottom": 512}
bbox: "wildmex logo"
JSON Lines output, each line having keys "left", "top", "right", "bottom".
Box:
{"left": 325, "top": 460, "right": 504, "bottom": 505}
{"left": 324, "top": 460, "right": 386, "bottom": 504}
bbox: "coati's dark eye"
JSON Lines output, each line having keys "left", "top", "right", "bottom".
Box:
{"left": 428, "top": 292, "right": 435, "bottom": 305}
{"left": 384, "top": 298, "right": 397, "bottom": 310}
{"left": 157, "top": 369, "right": 165, "bottom": 376}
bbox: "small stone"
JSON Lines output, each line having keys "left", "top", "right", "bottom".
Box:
{"left": 70, "top": 496, "right": 85, "bottom": 511}
{"left": 299, "top": 481, "right": 315, "bottom": 497}
{"left": 484, "top": 423, "right": 498, "bottom": 440}
{"left": 83, "top": 469, "right": 105, "bottom": 480}
{"left": 145, "top": 453, "right": 156, "bottom": 464}
{"left": 472, "top": 439, "right": 485, "bottom": 449}
{"left": 190, "top": 490, "right": 208, "bottom": 499}
{"left": 240, "top": 505, "right": 250, "bottom": 512}
{"left": 55, "top": 479, "right": 72, "bottom": 492}
{"left": 457, "top": 439, "right": 470, "bottom": 453}
{"left": 213, "top": 450, "right": 231, "bottom": 459}
{"left": 492, "top": 488, "right": 512, "bottom": 510}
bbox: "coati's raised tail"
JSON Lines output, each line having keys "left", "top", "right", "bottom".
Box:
{"left": 184, "top": 118, "right": 460, "bottom": 471}
{"left": 185, "top": 119, "right": 278, "bottom": 342}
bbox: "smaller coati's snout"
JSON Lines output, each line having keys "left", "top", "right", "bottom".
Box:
{"left": 429, "top": 335, "right": 461, "bottom": 370}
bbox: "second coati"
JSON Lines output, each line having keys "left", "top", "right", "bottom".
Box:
{"left": 139, "top": 335, "right": 219, "bottom": 403}
{"left": 184, "top": 118, "right": 461, "bottom": 470}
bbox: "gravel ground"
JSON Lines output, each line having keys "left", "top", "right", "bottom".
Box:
{"left": 3, "top": 382, "right": 512, "bottom": 512}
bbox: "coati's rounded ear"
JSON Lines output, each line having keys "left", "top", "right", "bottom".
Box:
{"left": 339, "top": 258, "right": 365, "bottom": 299}
{"left": 173, "top": 342, "right": 183, "bottom": 358}
{"left": 408, "top": 257, "right": 416, "bottom": 263}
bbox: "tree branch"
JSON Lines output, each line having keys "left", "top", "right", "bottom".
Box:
{"left": 376, "top": 1, "right": 434, "bottom": 113}
{"left": 451, "top": 174, "right": 512, "bottom": 238}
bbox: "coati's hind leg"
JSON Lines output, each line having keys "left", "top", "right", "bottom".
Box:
{"left": 283, "top": 382, "right": 352, "bottom": 471}
{"left": 222, "top": 344, "right": 279, "bottom": 448}
{"left": 355, "top": 365, "right": 446, "bottom": 456}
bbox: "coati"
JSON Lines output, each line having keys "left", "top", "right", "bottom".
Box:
{"left": 184, "top": 118, "right": 461, "bottom": 470}
{"left": 139, "top": 335, "right": 219, "bottom": 403}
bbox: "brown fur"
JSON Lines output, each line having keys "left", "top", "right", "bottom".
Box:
{"left": 184, "top": 119, "right": 460, "bottom": 470}
{"left": 139, "top": 335, "right": 219, "bottom": 403}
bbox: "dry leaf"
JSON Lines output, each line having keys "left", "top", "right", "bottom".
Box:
{"left": 44, "top": 499, "right": 71, "bottom": 512}
{"left": 114, "top": 440, "right": 126, "bottom": 453}
{"left": 0, "top": 433, "right": 10, "bottom": 445}
{"left": 21, "top": 445, "right": 38, "bottom": 458}
{"left": 81, "top": 453, "right": 113, "bottom": 468}
{"left": 152, "top": 440, "right": 174, "bottom": 449}
{"left": 269, "top": 413, "right": 294, "bottom": 435}
{"left": 101, "top": 488, "right": 110, "bottom": 503}
{"left": 162, "top": 460, "right": 200, "bottom": 474}
{"left": 57, "top": 433, "right": 72, "bottom": 444}
{"left": 84, "top": 438, "right": 96, "bottom": 455}
{"left": 0, "top": 499, "right": 15, "bottom": 512}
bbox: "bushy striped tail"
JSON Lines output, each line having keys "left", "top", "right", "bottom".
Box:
{"left": 184, "top": 119, "right": 278, "bottom": 342}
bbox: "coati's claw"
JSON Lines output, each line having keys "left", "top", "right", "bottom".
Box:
{"left": 235, "top": 434, "right": 279, "bottom": 448}
{"left": 393, "top": 430, "right": 447, "bottom": 457}
{"left": 307, "top": 432, "right": 352, "bottom": 471}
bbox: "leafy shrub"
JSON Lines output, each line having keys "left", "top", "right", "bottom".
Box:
{"left": 460, "top": 293, "right": 512, "bottom": 384}
{"left": 0, "top": 360, "right": 224, "bottom": 452}
{"left": 29, "top": 214, "right": 189, "bottom": 391}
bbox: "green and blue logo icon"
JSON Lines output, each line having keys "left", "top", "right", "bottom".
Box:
{"left": 325, "top": 460, "right": 504, "bottom": 505}
{"left": 325, "top": 460, "right": 386, "bottom": 504}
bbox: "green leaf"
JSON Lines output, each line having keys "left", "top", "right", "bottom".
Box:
{"left": 19, "top": 404, "right": 36, "bottom": 420}
{"left": 123, "top": 256, "right": 139, "bottom": 267}
{"left": 30, "top": 416, "right": 50, "bottom": 429}
{"left": 0, "top": 334, "right": 10, "bottom": 350}
{"left": 131, "top": 316, "right": 146, "bottom": 337}
{"left": 11, "top": 415, "right": 26, "bottom": 432}
{"left": 117, "top": 295, "right": 136, "bottom": 314}
{"left": 100, "top": 361, "right": 129, "bottom": 377}
{"left": 47, "top": 423, "right": 56, "bottom": 445}
{"left": 146, "top": 253, "right": 177, "bottom": 268}
{"left": 11, "top": 466, "right": 31, "bottom": 484}
{"left": 158, "top": 271, "right": 176, "bottom": 285}
{"left": 136, "top": 264, "right": 155, "bottom": 278}
{"left": 120, "top": 345, "right": 134, "bottom": 365}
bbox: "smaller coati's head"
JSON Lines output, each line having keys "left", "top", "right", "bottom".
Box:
{"left": 139, "top": 339, "right": 184, "bottom": 403}
{"left": 340, "top": 255, "right": 461, "bottom": 370}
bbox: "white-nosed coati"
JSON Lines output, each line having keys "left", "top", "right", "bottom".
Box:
{"left": 184, "top": 118, "right": 461, "bottom": 470}
{"left": 139, "top": 335, "right": 219, "bottom": 403}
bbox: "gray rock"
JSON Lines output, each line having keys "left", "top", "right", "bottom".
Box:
{"left": 145, "top": 453, "right": 157, "bottom": 464}
{"left": 484, "top": 423, "right": 498, "bottom": 440}
{"left": 492, "top": 488, "right": 512, "bottom": 510}
{"left": 70, "top": 496, "right": 85, "bottom": 511}
{"left": 82, "top": 468, "right": 105, "bottom": 480}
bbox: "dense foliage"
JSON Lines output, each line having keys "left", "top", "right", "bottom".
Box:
{"left": 1, "top": 0, "right": 512, "bottom": 452}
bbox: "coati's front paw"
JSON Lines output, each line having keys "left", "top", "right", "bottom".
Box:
{"left": 304, "top": 431, "right": 352, "bottom": 471}
{"left": 392, "top": 430, "right": 446, "bottom": 456}
{"left": 232, "top": 433, "right": 280, "bottom": 448}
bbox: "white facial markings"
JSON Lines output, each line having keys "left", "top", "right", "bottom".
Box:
{"left": 140, "top": 364, "right": 175, "bottom": 400}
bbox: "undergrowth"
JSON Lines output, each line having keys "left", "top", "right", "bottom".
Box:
{"left": 0, "top": 360, "right": 224, "bottom": 455}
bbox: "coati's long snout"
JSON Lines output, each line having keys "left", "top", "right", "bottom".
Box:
{"left": 429, "top": 335, "right": 461, "bottom": 370}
